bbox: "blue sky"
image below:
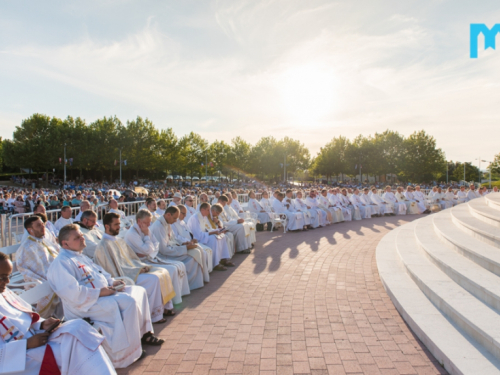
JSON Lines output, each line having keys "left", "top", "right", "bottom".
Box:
{"left": 1, "top": 0, "right": 499, "bottom": 167}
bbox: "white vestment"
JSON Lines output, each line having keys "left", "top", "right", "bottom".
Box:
{"left": 173, "top": 219, "right": 213, "bottom": 281}
{"left": 395, "top": 192, "right": 419, "bottom": 214}
{"left": 467, "top": 190, "right": 481, "bottom": 200}
{"left": 305, "top": 196, "right": 328, "bottom": 226}
{"left": 123, "top": 223, "right": 188, "bottom": 305}
{"left": 349, "top": 194, "right": 371, "bottom": 219}
{"left": 383, "top": 192, "right": 406, "bottom": 215}
{"left": 413, "top": 191, "right": 429, "bottom": 209}
{"left": 187, "top": 213, "right": 230, "bottom": 266}
{"left": 370, "top": 193, "right": 394, "bottom": 215}
{"left": 0, "top": 288, "right": 115, "bottom": 375}
{"left": 16, "top": 236, "right": 63, "bottom": 318}
{"left": 405, "top": 191, "right": 426, "bottom": 213}
{"left": 432, "top": 192, "right": 453, "bottom": 209}
{"left": 360, "top": 194, "right": 380, "bottom": 216}
{"left": 272, "top": 199, "right": 304, "bottom": 231}
{"left": 219, "top": 206, "right": 252, "bottom": 251}
{"left": 54, "top": 217, "right": 73, "bottom": 232}
{"left": 108, "top": 208, "right": 133, "bottom": 230}
{"left": 247, "top": 198, "right": 272, "bottom": 224}
{"left": 294, "top": 198, "right": 319, "bottom": 227}
{"left": 284, "top": 196, "right": 309, "bottom": 226}
{"left": 184, "top": 205, "right": 197, "bottom": 223}
{"left": 329, "top": 194, "right": 351, "bottom": 221}
{"left": 47, "top": 248, "right": 152, "bottom": 368}
{"left": 318, "top": 195, "right": 343, "bottom": 223}
{"left": 150, "top": 218, "right": 204, "bottom": 290}
{"left": 456, "top": 190, "right": 468, "bottom": 203}
{"left": 80, "top": 225, "right": 103, "bottom": 259}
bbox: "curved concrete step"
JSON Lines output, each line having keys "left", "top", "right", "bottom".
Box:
{"left": 377, "top": 226, "right": 500, "bottom": 375}
{"left": 433, "top": 211, "right": 500, "bottom": 277}
{"left": 451, "top": 204, "right": 500, "bottom": 248}
{"left": 486, "top": 193, "right": 500, "bottom": 211}
{"left": 395, "top": 223, "right": 500, "bottom": 363}
{"left": 414, "top": 217, "right": 500, "bottom": 312}
{"left": 469, "top": 198, "right": 500, "bottom": 228}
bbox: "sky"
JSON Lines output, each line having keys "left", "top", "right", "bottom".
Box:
{"left": 0, "top": 0, "right": 499, "bottom": 169}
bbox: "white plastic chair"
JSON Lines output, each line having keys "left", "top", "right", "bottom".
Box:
{"left": 270, "top": 213, "right": 288, "bottom": 233}
{"left": 16, "top": 281, "right": 53, "bottom": 305}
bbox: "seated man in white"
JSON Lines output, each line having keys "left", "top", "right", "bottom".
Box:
{"left": 382, "top": 186, "right": 406, "bottom": 215}
{"left": 396, "top": 187, "right": 418, "bottom": 214}
{"left": 218, "top": 195, "right": 253, "bottom": 252}
{"left": 456, "top": 186, "right": 468, "bottom": 203}
{"left": 404, "top": 187, "right": 428, "bottom": 214}
{"left": 230, "top": 191, "right": 245, "bottom": 217}
{"left": 196, "top": 193, "right": 209, "bottom": 211}
{"left": 74, "top": 200, "right": 91, "bottom": 222}
{"left": 75, "top": 210, "right": 103, "bottom": 259}
{"left": 54, "top": 205, "right": 74, "bottom": 232}
{"left": 21, "top": 212, "right": 59, "bottom": 245}
{"left": 123, "top": 209, "right": 188, "bottom": 305}
{"left": 305, "top": 190, "right": 328, "bottom": 226}
{"left": 47, "top": 224, "right": 163, "bottom": 368}
{"left": 108, "top": 199, "right": 132, "bottom": 229}
{"left": 17, "top": 216, "right": 62, "bottom": 318}
{"left": 272, "top": 192, "right": 305, "bottom": 231}
{"left": 360, "top": 189, "right": 380, "bottom": 216}
{"left": 0, "top": 252, "right": 116, "bottom": 375}
{"left": 173, "top": 204, "right": 213, "bottom": 280}
{"left": 349, "top": 189, "right": 370, "bottom": 219}
{"left": 168, "top": 192, "right": 182, "bottom": 207}
{"left": 247, "top": 190, "right": 273, "bottom": 229}
{"left": 211, "top": 191, "right": 220, "bottom": 205}
{"left": 370, "top": 188, "right": 394, "bottom": 216}
{"left": 259, "top": 191, "right": 274, "bottom": 213}
{"left": 227, "top": 194, "right": 257, "bottom": 242}
{"left": 340, "top": 188, "right": 361, "bottom": 220}
{"left": 283, "top": 190, "right": 309, "bottom": 230}
{"left": 150, "top": 206, "right": 204, "bottom": 291}
{"left": 443, "top": 187, "right": 459, "bottom": 207}
{"left": 318, "top": 189, "right": 342, "bottom": 223}
{"left": 183, "top": 195, "right": 197, "bottom": 221}
{"left": 330, "top": 189, "right": 351, "bottom": 221}
{"left": 94, "top": 213, "right": 176, "bottom": 324}
{"left": 156, "top": 199, "right": 167, "bottom": 216}
{"left": 294, "top": 190, "right": 318, "bottom": 228}
{"left": 187, "top": 203, "right": 232, "bottom": 272}
{"left": 413, "top": 186, "right": 430, "bottom": 210}
{"left": 145, "top": 198, "right": 160, "bottom": 223}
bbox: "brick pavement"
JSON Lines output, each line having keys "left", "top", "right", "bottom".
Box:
{"left": 117, "top": 216, "right": 447, "bottom": 375}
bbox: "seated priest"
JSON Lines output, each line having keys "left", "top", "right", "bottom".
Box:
{"left": 183, "top": 195, "right": 197, "bottom": 221}
{"left": 370, "top": 188, "right": 394, "bottom": 216}
{"left": 124, "top": 209, "right": 189, "bottom": 304}
{"left": 75, "top": 210, "right": 103, "bottom": 259}
{"left": 17, "top": 216, "right": 63, "bottom": 318}
{"left": 33, "top": 204, "right": 59, "bottom": 238}
{"left": 168, "top": 192, "right": 182, "bottom": 207}
{"left": 156, "top": 199, "right": 167, "bottom": 216}
{"left": 172, "top": 204, "right": 213, "bottom": 281}
{"left": 382, "top": 186, "right": 406, "bottom": 215}
{"left": 340, "top": 188, "right": 362, "bottom": 220}
{"left": 304, "top": 190, "right": 328, "bottom": 226}
{"left": 272, "top": 192, "right": 305, "bottom": 231}
{"left": 230, "top": 191, "right": 245, "bottom": 217}
{"left": 413, "top": 186, "right": 430, "bottom": 210}
{"left": 94, "top": 213, "right": 176, "bottom": 324}
{"left": 47, "top": 225, "right": 163, "bottom": 368}
{"left": 227, "top": 194, "right": 257, "bottom": 244}
{"left": 187, "top": 203, "right": 232, "bottom": 271}
{"left": 108, "top": 199, "right": 133, "bottom": 229}
{"left": 150, "top": 206, "right": 205, "bottom": 291}
{"left": 218, "top": 195, "right": 253, "bottom": 253}
{"left": 54, "top": 205, "right": 74, "bottom": 232}
{"left": 247, "top": 190, "right": 273, "bottom": 230}
{"left": 0, "top": 251, "right": 116, "bottom": 374}
{"left": 466, "top": 184, "right": 481, "bottom": 200}
{"left": 145, "top": 198, "right": 160, "bottom": 223}
{"left": 74, "top": 200, "right": 91, "bottom": 222}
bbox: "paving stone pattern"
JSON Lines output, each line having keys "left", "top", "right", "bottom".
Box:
{"left": 117, "top": 216, "right": 447, "bottom": 375}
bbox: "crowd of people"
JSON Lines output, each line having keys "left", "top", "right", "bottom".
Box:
{"left": 1, "top": 179, "right": 497, "bottom": 373}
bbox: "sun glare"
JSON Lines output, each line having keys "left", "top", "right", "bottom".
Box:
{"left": 278, "top": 63, "right": 337, "bottom": 126}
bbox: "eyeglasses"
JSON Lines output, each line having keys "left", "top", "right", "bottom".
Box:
{"left": 0, "top": 274, "right": 12, "bottom": 282}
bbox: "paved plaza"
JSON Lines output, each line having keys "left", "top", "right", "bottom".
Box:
{"left": 117, "top": 216, "right": 447, "bottom": 375}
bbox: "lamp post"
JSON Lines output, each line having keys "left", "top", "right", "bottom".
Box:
{"left": 446, "top": 161, "right": 449, "bottom": 184}
{"left": 475, "top": 158, "right": 483, "bottom": 185}
{"left": 481, "top": 160, "right": 491, "bottom": 188}
{"left": 119, "top": 147, "right": 123, "bottom": 184}
{"left": 63, "top": 143, "right": 66, "bottom": 188}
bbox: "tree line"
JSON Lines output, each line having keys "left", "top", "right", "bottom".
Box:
{"left": 0, "top": 113, "right": 480, "bottom": 184}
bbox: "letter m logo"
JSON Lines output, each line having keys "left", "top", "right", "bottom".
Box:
{"left": 470, "top": 24, "right": 500, "bottom": 58}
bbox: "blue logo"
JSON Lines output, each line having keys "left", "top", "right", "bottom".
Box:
{"left": 470, "top": 24, "right": 500, "bottom": 58}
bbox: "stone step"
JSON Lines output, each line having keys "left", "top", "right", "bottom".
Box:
{"left": 485, "top": 193, "right": 500, "bottom": 211}
{"left": 451, "top": 204, "right": 500, "bottom": 248}
{"left": 469, "top": 198, "right": 500, "bottom": 228}
{"left": 433, "top": 211, "right": 500, "bottom": 277}
{"left": 414, "top": 216, "right": 500, "bottom": 311}
{"left": 395, "top": 222, "right": 500, "bottom": 363}
{"left": 376, "top": 226, "right": 500, "bottom": 375}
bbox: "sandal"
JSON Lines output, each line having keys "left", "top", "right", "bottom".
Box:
{"left": 141, "top": 332, "right": 165, "bottom": 346}
{"left": 153, "top": 318, "right": 167, "bottom": 324}
{"left": 213, "top": 264, "right": 227, "bottom": 271}
{"left": 240, "top": 249, "right": 251, "bottom": 254}
{"left": 163, "top": 310, "right": 176, "bottom": 317}
{"left": 222, "top": 260, "right": 236, "bottom": 267}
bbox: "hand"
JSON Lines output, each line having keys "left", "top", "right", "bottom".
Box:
{"left": 209, "top": 230, "right": 219, "bottom": 235}
{"left": 140, "top": 266, "right": 150, "bottom": 273}
{"left": 187, "top": 244, "right": 197, "bottom": 250}
{"left": 27, "top": 332, "right": 50, "bottom": 349}
{"left": 237, "top": 219, "right": 244, "bottom": 224}
{"left": 112, "top": 280, "right": 125, "bottom": 288}
{"left": 41, "top": 318, "right": 61, "bottom": 332}
{"left": 99, "top": 287, "right": 116, "bottom": 297}
{"left": 192, "top": 239, "right": 198, "bottom": 243}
